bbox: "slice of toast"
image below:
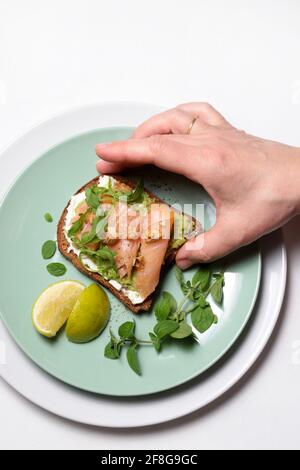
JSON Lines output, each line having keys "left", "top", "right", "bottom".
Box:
{"left": 57, "top": 175, "right": 199, "bottom": 313}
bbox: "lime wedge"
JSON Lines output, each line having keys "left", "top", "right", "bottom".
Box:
{"left": 66, "top": 284, "right": 110, "bottom": 343}
{"left": 32, "top": 281, "right": 85, "bottom": 337}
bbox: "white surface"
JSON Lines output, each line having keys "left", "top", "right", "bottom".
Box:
{"left": 0, "top": 102, "right": 286, "bottom": 428}
{"left": 0, "top": 0, "right": 300, "bottom": 450}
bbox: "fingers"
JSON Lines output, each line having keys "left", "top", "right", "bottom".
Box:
{"left": 96, "top": 159, "right": 129, "bottom": 174}
{"left": 96, "top": 137, "right": 207, "bottom": 180}
{"left": 133, "top": 108, "right": 207, "bottom": 139}
{"left": 177, "top": 102, "right": 231, "bottom": 129}
{"left": 133, "top": 102, "right": 232, "bottom": 139}
{"left": 176, "top": 221, "right": 236, "bottom": 268}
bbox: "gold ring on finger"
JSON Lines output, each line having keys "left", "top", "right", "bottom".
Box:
{"left": 187, "top": 116, "right": 198, "bottom": 134}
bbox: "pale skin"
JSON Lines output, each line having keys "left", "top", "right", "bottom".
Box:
{"left": 95, "top": 102, "right": 300, "bottom": 269}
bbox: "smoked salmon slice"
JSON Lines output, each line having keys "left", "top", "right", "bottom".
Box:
{"left": 134, "top": 203, "right": 174, "bottom": 299}
{"left": 110, "top": 239, "right": 141, "bottom": 278}
{"left": 106, "top": 202, "right": 173, "bottom": 288}
{"left": 106, "top": 201, "right": 141, "bottom": 278}
{"left": 106, "top": 201, "right": 140, "bottom": 241}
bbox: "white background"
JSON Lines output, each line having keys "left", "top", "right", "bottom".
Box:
{"left": 0, "top": 0, "right": 300, "bottom": 450}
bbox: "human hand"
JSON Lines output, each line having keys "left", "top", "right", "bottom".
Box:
{"left": 96, "top": 102, "right": 300, "bottom": 269}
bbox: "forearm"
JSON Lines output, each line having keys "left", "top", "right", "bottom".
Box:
{"left": 280, "top": 144, "right": 300, "bottom": 218}
{"left": 291, "top": 147, "right": 300, "bottom": 216}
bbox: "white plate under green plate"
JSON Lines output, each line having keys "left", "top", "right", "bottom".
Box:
{"left": 0, "top": 127, "right": 261, "bottom": 396}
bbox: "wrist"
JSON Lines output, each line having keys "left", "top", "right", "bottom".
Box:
{"left": 290, "top": 147, "right": 300, "bottom": 216}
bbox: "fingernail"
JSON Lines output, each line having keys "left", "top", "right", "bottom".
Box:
{"left": 176, "top": 258, "right": 192, "bottom": 270}
{"left": 95, "top": 143, "right": 111, "bottom": 152}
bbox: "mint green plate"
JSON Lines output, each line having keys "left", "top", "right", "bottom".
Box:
{"left": 0, "top": 128, "right": 261, "bottom": 397}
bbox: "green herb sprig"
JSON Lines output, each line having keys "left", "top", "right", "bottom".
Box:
{"left": 85, "top": 178, "right": 146, "bottom": 208}
{"left": 105, "top": 265, "right": 225, "bottom": 375}
{"left": 104, "top": 321, "right": 152, "bottom": 375}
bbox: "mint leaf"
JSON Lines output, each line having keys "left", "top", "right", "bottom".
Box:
{"left": 85, "top": 187, "right": 100, "bottom": 211}
{"left": 211, "top": 276, "right": 225, "bottom": 304}
{"left": 80, "top": 216, "right": 102, "bottom": 245}
{"left": 126, "top": 345, "right": 141, "bottom": 375}
{"left": 96, "top": 246, "right": 116, "bottom": 264}
{"left": 126, "top": 178, "right": 144, "bottom": 203}
{"left": 170, "top": 321, "right": 193, "bottom": 339}
{"left": 104, "top": 342, "right": 120, "bottom": 359}
{"left": 42, "top": 240, "right": 56, "bottom": 259}
{"left": 104, "top": 330, "right": 122, "bottom": 359}
{"left": 191, "top": 304, "right": 215, "bottom": 334}
{"left": 68, "top": 213, "right": 86, "bottom": 237}
{"left": 154, "top": 291, "right": 177, "bottom": 321}
{"left": 80, "top": 231, "right": 97, "bottom": 245}
{"left": 44, "top": 213, "right": 53, "bottom": 223}
{"left": 46, "top": 262, "right": 67, "bottom": 277}
{"left": 118, "top": 321, "right": 135, "bottom": 340}
{"left": 154, "top": 320, "right": 179, "bottom": 339}
{"left": 192, "top": 266, "right": 211, "bottom": 291}
{"left": 149, "top": 332, "right": 161, "bottom": 352}
{"left": 175, "top": 267, "right": 190, "bottom": 295}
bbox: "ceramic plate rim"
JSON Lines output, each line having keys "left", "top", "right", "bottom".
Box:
{"left": 0, "top": 126, "right": 261, "bottom": 397}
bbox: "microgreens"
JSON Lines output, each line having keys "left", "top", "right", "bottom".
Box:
{"left": 104, "top": 265, "right": 225, "bottom": 375}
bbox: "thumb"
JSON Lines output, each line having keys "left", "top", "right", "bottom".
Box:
{"left": 176, "top": 221, "right": 233, "bottom": 268}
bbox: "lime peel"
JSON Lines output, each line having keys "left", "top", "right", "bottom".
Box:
{"left": 32, "top": 281, "right": 85, "bottom": 337}
{"left": 66, "top": 284, "right": 110, "bottom": 343}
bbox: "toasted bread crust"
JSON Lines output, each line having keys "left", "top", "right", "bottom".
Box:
{"left": 57, "top": 175, "right": 190, "bottom": 313}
